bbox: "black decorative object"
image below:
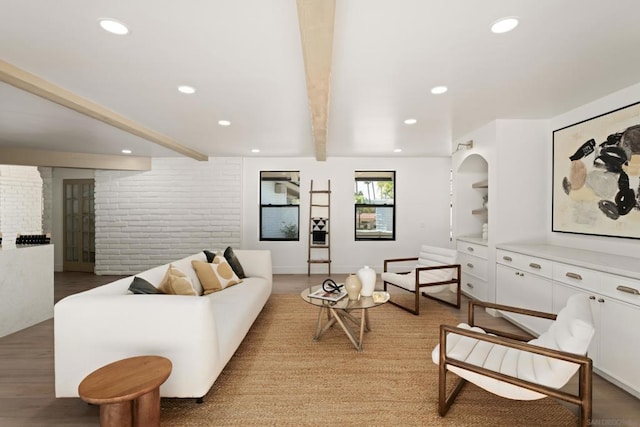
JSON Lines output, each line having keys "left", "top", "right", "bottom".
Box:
{"left": 321, "top": 278, "right": 343, "bottom": 293}
{"left": 311, "top": 217, "right": 327, "bottom": 244}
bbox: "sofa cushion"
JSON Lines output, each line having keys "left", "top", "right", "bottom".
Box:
{"left": 192, "top": 259, "right": 239, "bottom": 295}
{"left": 224, "top": 247, "right": 246, "bottom": 279}
{"left": 192, "top": 256, "right": 242, "bottom": 294}
{"left": 159, "top": 264, "right": 198, "bottom": 296}
{"left": 203, "top": 250, "right": 220, "bottom": 263}
{"left": 128, "top": 276, "right": 164, "bottom": 294}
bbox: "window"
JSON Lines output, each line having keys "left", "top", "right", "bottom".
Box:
{"left": 260, "top": 171, "right": 300, "bottom": 241}
{"left": 354, "top": 171, "right": 395, "bottom": 240}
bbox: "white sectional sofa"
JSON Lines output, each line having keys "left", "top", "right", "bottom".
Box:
{"left": 54, "top": 249, "right": 272, "bottom": 399}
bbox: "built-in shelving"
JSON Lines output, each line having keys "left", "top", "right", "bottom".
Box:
{"left": 455, "top": 154, "right": 489, "bottom": 240}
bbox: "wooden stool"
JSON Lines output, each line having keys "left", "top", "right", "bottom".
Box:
{"left": 78, "top": 356, "right": 172, "bottom": 427}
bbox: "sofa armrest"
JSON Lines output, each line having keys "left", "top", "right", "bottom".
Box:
{"left": 54, "top": 293, "right": 218, "bottom": 397}
{"left": 234, "top": 249, "right": 272, "bottom": 286}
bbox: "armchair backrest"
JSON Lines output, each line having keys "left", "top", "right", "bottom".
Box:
{"left": 416, "top": 245, "right": 458, "bottom": 282}
{"left": 527, "top": 294, "right": 595, "bottom": 388}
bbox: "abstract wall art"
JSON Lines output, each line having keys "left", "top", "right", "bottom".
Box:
{"left": 553, "top": 101, "right": 640, "bottom": 239}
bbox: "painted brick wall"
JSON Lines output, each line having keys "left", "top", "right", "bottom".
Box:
{"left": 0, "top": 165, "right": 43, "bottom": 244}
{"left": 94, "top": 157, "right": 242, "bottom": 275}
{"left": 38, "top": 167, "right": 53, "bottom": 235}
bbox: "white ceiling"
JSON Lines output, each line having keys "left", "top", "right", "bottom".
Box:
{"left": 1, "top": 0, "right": 640, "bottom": 161}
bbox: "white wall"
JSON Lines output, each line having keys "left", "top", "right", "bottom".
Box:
{"left": 547, "top": 82, "right": 640, "bottom": 258}
{"left": 242, "top": 157, "right": 453, "bottom": 274}
{"left": 453, "top": 119, "right": 549, "bottom": 245}
{"left": 0, "top": 165, "right": 43, "bottom": 244}
{"left": 94, "top": 157, "right": 242, "bottom": 275}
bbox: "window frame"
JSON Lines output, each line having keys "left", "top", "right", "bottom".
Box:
{"left": 259, "top": 171, "right": 301, "bottom": 241}
{"left": 354, "top": 170, "right": 396, "bottom": 241}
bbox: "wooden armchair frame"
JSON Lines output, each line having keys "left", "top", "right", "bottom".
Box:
{"left": 438, "top": 300, "right": 593, "bottom": 427}
{"left": 383, "top": 257, "right": 461, "bottom": 315}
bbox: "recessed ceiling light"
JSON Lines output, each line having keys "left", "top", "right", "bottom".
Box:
{"left": 177, "top": 85, "right": 196, "bottom": 94}
{"left": 98, "top": 18, "right": 129, "bottom": 35}
{"left": 121, "top": 149, "right": 132, "bottom": 154}
{"left": 404, "top": 118, "right": 417, "bottom": 125}
{"left": 431, "top": 86, "right": 448, "bottom": 95}
{"left": 491, "top": 17, "right": 519, "bottom": 34}
{"left": 251, "top": 149, "right": 260, "bottom": 153}
{"left": 393, "top": 148, "right": 402, "bottom": 153}
{"left": 218, "top": 120, "right": 231, "bottom": 126}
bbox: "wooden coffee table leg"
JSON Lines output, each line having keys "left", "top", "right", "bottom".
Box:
{"left": 101, "top": 400, "right": 133, "bottom": 427}
{"left": 133, "top": 387, "right": 161, "bottom": 427}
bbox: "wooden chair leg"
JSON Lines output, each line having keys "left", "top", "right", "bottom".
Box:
{"left": 438, "top": 356, "right": 466, "bottom": 416}
{"left": 387, "top": 298, "right": 418, "bottom": 315}
{"left": 579, "top": 361, "right": 593, "bottom": 427}
{"left": 383, "top": 281, "right": 419, "bottom": 315}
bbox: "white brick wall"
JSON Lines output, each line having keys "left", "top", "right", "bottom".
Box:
{"left": 94, "top": 157, "right": 242, "bottom": 275}
{"left": 38, "top": 167, "right": 53, "bottom": 235}
{"left": 0, "top": 165, "right": 43, "bottom": 244}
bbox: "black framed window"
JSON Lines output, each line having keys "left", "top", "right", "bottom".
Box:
{"left": 354, "top": 171, "right": 395, "bottom": 240}
{"left": 260, "top": 171, "right": 300, "bottom": 241}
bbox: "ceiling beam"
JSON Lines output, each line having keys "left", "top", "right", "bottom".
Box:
{"left": 0, "top": 60, "right": 208, "bottom": 161}
{"left": 296, "top": 0, "right": 335, "bottom": 161}
{"left": 0, "top": 147, "right": 151, "bottom": 170}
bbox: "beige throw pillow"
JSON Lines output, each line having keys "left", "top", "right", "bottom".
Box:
{"left": 192, "top": 256, "right": 241, "bottom": 295}
{"left": 159, "top": 264, "right": 198, "bottom": 296}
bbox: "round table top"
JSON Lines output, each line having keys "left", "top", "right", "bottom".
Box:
{"left": 301, "top": 285, "right": 390, "bottom": 310}
{"left": 78, "top": 355, "right": 172, "bottom": 404}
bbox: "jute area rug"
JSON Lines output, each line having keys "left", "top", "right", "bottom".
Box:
{"left": 161, "top": 294, "right": 577, "bottom": 426}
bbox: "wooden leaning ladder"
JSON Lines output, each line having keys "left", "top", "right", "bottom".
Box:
{"left": 307, "top": 179, "right": 331, "bottom": 276}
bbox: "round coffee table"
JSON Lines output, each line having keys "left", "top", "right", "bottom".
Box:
{"left": 78, "top": 355, "right": 172, "bottom": 427}
{"left": 301, "top": 285, "right": 390, "bottom": 351}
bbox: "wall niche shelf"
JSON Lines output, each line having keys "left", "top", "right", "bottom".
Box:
{"left": 471, "top": 179, "right": 488, "bottom": 189}
{"left": 455, "top": 153, "right": 488, "bottom": 239}
{"left": 472, "top": 207, "right": 488, "bottom": 215}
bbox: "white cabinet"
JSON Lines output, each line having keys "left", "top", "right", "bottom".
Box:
{"left": 456, "top": 238, "right": 488, "bottom": 301}
{"left": 599, "top": 297, "right": 640, "bottom": 396}
{"left": 498, "top": 243, "right": 640, "bottom": 399}
{"left": 496, "top": 249, "right": 555, "bottom": 337}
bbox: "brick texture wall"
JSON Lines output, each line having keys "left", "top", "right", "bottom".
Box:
{"left": 94, "top": 157, "right": 242, "bottom": 275}
{"left": 38, "top": 167, "right": 53, "bottom": 235}
{"left": 0, "top": 165, "right": 43, "bottom": 244}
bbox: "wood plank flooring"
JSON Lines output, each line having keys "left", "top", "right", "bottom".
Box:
{"left": 0, "top": 272, "right": 638, "bottom": 426}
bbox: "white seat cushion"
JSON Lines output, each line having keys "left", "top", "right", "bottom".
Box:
{"left": 381, "top": 270, "right": 449, "bottom": 292}
{"left": 432, "top": 294, "right": 595, "bottom": 401}
{"left": 382, "top": 244, "right": 457, "bottom": 292}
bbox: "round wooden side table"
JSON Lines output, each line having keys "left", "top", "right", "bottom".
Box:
{"left": 78, "top": 355, "right": 172, "bottom": 427}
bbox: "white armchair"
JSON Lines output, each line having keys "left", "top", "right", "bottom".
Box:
{"left": 432, "top": 294, "right": 595, "bottom": 427}
{"left": 381, "top": 245, "right": 461, "bottom": 314}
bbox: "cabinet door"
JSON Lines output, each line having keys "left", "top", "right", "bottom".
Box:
{"left": 496, "top": 264, "right": 520, "bottom": 307}
{"left": 521, "top": 272, "right": 553, "bottom": 335}
{"left": 599, "top": 297, "right": 640, "bottom": 394}
{"left": 552, "top": 283, "right": 600, "bottom": 365}
{"left": 496, "top": 264, "right": 553, "bottom": 335}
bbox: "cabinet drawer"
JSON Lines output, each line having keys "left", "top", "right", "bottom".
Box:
{"left": 496, "top": 250, "right": 552, "bottom": 278}
{"left": 552, "top": 262, "right": 598, "bottom": 291}
{"left": 458, "top": 253, "right": 488, "bottom": 280}
{"left": 456, "top": 241, "right": 488, "bottom": 259}
{"left": 461, "top": 272, "right": 487, "bottom": 301}
{"left": 599, "top": 273, "right": 640, "bottom": 307}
